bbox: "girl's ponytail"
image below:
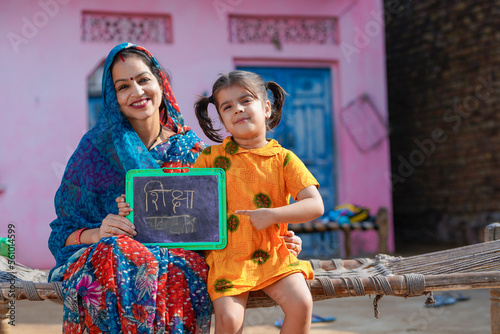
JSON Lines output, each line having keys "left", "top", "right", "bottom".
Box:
{"left": 265, "top": 81, "right": 287, "bottom": 130}
{"left": 194, "top": 96, "right": 224, "bottom": 143}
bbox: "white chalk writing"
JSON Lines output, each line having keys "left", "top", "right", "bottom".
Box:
{"left": 144, "top": 181, "right": 194, "bottom": 213}
{"left": 172, "top": 190, "right": 194, "bottom": 213}
{"left": 145, "top": 215, "right": 197, "bottom": 234}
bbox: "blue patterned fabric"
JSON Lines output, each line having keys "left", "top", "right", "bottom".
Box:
{"left": 58, "top": 236, "right": 211, "bottom": 333}
{"left": 48, "top": 43, "right": 204, "bottom": 268}
{"left": 47, "top": 43, "right": 210, "bottom": 333}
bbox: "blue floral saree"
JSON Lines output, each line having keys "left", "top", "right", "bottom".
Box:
{"left": 48, "top": 43, "right": 211, "bottom": 333}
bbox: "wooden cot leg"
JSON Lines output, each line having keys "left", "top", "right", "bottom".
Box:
{"left": 376, "top": 207, "right": 389, "bottom": 254}
{"left": 343, "top": 228, "right": 352, "bottom": 258}
{"left": 0, "top": 301, "right": 11, "bottom": 334}
{"left": 485, "top": 223, "right": 500, "bottom": 334}
{"left": 491, "top": 289, "right": 500, "bottom": 334}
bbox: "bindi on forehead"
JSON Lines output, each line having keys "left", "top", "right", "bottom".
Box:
{"left": 130, "top": 77, "right": 133, "bottom": 80}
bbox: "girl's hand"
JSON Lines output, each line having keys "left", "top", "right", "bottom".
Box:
{"left": 281, "top": 230, "right": 302, "bottom": 256}
{"left": 99, "top": 213, "right": 137, "bottom": 240}
{"left": 235, "top": 208, "right": 276, "bottom": 231}
{"left": 116, "top": 194, "right": 133, "bottom": 217}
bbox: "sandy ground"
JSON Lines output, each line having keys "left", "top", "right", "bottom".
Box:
{"left": 8, "top": 288, "right": 491, "bottom": 333}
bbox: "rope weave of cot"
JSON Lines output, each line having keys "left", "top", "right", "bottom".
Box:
{"left": 309, "top": 258, "right": 428, "bottom": 318}
{"left": 0, "top": 272, "right": 65, "bottom": 302}
{"left": 0, "top": 256, "right": 65, "bottom": 302}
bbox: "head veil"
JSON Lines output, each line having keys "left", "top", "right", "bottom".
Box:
{"left": 49, "top": 43, "right": 204, "bottom": 269}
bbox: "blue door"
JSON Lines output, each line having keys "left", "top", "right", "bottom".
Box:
{"left": 237, "top": 67, "right": 336, "bottom": 211}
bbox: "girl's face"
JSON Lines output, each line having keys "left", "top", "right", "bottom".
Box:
{"left": 216, "top": 84, "right": 271, "bottom": 148}
{"left": 111, "top": 56, "right": 162, "bottom": 124}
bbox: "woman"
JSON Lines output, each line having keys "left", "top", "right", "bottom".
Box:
{"left": 48, "top": 43, "right": 302, "bottom": 333}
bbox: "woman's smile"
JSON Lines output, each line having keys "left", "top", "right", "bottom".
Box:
{"left": 130, "top": 98, "right": 150, "bottom": 109}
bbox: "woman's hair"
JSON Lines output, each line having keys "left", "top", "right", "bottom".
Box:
{"left": 194, "top": 70, "right": 286, "bottom": 143}
{"left": 110, "top": 48, "right": 169, "bottom": 124}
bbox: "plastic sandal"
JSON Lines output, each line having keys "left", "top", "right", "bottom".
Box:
{"left": 312, "top": 314, "right": 337, "bottom": 323}
{"left": 274, "top": 319, "right": 284, "bottom": 328}
{"left": 274, "top": 314, "right": 336, "bottom": 328}
{"left": 443, "top": 291, "right": 470, "bottom": 301}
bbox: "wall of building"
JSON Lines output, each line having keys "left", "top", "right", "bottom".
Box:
{"left": 0, "top": 0, "right": 391, "bottom": 268}
{"left": 386, "top": 0, "right": 500, "bottom": 245}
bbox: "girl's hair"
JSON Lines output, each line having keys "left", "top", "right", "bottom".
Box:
{"left": 194, "top": 70, "right": 286, "bottom": 143}
{"left": 110, "top": 48, "right": 169, "bottom": 124}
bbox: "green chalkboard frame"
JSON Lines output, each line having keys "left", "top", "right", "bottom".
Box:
{"left": 125, "top": 167, "right": 227, "bottom": 250}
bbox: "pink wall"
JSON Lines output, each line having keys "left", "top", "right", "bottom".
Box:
{"left": 0, "top": 0, "right": 392, "bottom": 269}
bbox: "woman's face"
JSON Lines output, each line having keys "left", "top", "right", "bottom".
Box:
{"left": 111, "top": 55, "right": 163, "bottom": 123}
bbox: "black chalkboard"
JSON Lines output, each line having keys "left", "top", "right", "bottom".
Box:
{"left": 125, "top": 168, "right": 227, "bottom": 250}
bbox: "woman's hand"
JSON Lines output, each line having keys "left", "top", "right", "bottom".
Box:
{"left": 281, "top": 230, "right": 302, "bottom": 257}
{"left": 65, "top": 200, "right": 136, "bottom": 245}
{"left": 99, "top": 195, "right": 136, "bottom": 240}
{"left": 116, "top": 194, "right": 133, "bottom": 217}
{"left": 99, "top": 213, "right": 137, "bottom": 240}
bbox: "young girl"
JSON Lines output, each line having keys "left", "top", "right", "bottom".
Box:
{"left": 193, "top": 70, "right": 324, "bottom": 333}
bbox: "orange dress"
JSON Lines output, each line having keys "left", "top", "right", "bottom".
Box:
{"left": 193, "top": 137, "right": 316, "bottom": 301}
